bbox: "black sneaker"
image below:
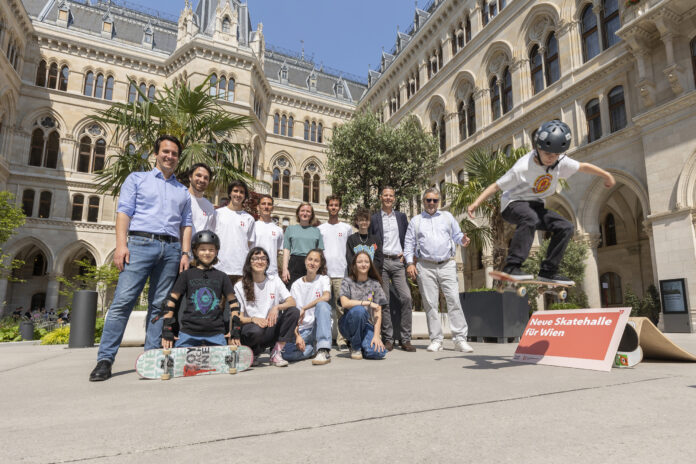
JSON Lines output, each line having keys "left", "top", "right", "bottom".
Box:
{"left": 502, "top": 265, "right": 534, "bottom": 281}
{"left": 538, "top": 273, "right": 575, "bottom": 285}
{"left": 89, "top": 360, "right": 112, "bottom": 382}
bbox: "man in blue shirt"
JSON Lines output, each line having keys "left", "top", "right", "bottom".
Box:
{"left": 90, "top": 135, "right": 192, "bottom": 381}
{"left": 404, "top": 187, "right": 473, "bottom": 354}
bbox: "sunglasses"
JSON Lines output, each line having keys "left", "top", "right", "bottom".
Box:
{"left": 250, "top": 256, "right": 268, "bottom": 262}
{"left": 424, "top": 198, "right": 439, "bottom": 204}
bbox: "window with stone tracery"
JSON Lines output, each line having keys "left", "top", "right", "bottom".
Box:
{"left": 272, "top": 157, "right": 291, "bottom": 199}
{"left": 77, "top": 124, "right": 107, "bottom": 173}
{"left": 28, "top": 117, "right": 60, "bottom": 169}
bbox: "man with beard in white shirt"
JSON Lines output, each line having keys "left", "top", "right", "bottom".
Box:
{"left": 254, "top": 194, "right": 284, "bottom": 276}
{"left": 317, "top": 195, "right": 353, "bottom": 351}
{"left": 215, "top": 180, "right": 255, "bottom": 286}
{"left": 187, "top": 163, "right": 216, "bottom": 235}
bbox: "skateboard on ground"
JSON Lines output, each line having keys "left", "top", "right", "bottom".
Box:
{"left": 489, "top": 270, "right": 573, "bottom": 300}
{"left": 135, "top": 345, "right": 254, "bottom": 380}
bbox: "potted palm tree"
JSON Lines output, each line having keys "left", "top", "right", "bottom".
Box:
{"left": 447, "top": 147, "right": 531, "bottom": 341}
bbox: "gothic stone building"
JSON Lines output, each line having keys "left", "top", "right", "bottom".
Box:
{"left": 3, "top": 0, "right": 696, "bottom": 331}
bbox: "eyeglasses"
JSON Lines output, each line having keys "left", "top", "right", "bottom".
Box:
{"left": 250, "top": 256, "right": 268, "bottom": 262}
{"left": 424, "top": 198, "right": 440, "bottom": 204}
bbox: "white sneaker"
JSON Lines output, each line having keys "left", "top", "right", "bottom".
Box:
{"left": 426, "top": 340, "right": 443, "bottom": 352}
{"left": 312, "top": 349, "right": 331, "bottom": 365}
{"left": 454, "top": 340, "right": 474, "bottom": 353}
{"left": 350, "top": 350, "right": 363, "bottom": 360}
{"left": 270, "top": 349, "right": 288, "bottom": 367}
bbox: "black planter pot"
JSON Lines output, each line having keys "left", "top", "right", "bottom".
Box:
{"left": 460, "top": 291, "right": 530, "bottom": 342}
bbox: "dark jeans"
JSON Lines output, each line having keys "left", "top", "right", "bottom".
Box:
{"left": 501, "top": 201, "right": 574, "bottom": 275}
{"left": 287, "top": 255, "right": 306, "bottom": 289}
{"left": 381, "top": 258, "right": 413, "bottom": 343}
{"left": 240, "top": 307, "right": 300, "bottom": 356}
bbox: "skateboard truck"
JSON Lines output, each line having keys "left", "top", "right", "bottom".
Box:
{"left": 160, "top": 349, "right": 174, "bottom": 380}
{"left": 226, "top": 345, "right": 239, "bottom": 374}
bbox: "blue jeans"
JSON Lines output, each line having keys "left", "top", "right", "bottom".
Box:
{"left": 175, "top": 332, "right": 227, "bottom": 347}
{"left": 283, "top": 302, "right": 332, "bottom": 362}
{"left": 97, "top": 235, "right": 181, "bottom": 363}
{"left": 338, "top": 306, "right": 386, "bottom": 360}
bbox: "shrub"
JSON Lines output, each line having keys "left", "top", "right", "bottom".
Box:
{"left": 624, "top": 284, "right": 661, "bottom": 324}
{"left": 0, "top": 319, "right": 20, "bottom": 342}
{"left": 466, "top": 287, "right": 497, "bottom": 293}
{"left": 549, "top": 302, "right": 581, "bottom": 310}
{"left": 39, "top": 318, "right": 105, "bottom": 345}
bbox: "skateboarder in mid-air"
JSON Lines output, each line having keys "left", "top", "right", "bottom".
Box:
{"left": 467, "top": 120, "right": 615, "bottom": 285}
{"left": 160, "top": 230, "right": 242, "bottom": 348}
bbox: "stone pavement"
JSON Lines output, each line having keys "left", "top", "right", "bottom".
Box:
{"left": 1, "top": 336, "right": 696, "bottom": 464}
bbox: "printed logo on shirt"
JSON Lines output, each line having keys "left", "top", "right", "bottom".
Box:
{"left": 315, "top": 290, "right": 321, "bottom": 298}
{"left": 270, "top": 293, "right": 275, "bottom": 300}
{"left": 240, "top": 221, "right": 245, "bottom": 227}
{"left": 192, "top": 286, "right": 220, "bottom": 316}
{"left": 272, "top": 231, "right": 276, "bottom": 236}
{"left": 532, "top": 174, "right": 553, "bottom": 194}
{"left": 338, "top": 233, "right": 344, "bottom": 237}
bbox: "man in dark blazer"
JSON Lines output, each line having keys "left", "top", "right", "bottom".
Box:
{"left": 369, "top": 186, "right": 414, "bottom": 352}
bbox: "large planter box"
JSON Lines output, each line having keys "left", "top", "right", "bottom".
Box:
{"left": 121, "top": 311, "right": 146, "bottom": 347}
{"left": 460, "top": 291, "right": 530, "bottom": 342}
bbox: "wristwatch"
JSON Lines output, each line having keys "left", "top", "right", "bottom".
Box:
{"left": 181, "top": 251, "right": 192, "bottom": 259}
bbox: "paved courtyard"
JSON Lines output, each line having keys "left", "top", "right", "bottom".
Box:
{"left": 2, "top": 336, "right": 696, "bottom": 463}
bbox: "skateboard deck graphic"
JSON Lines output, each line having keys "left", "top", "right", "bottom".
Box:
{"left": 489, "top": 270, "right": 573, "bottom": 300}
{"left": 135, "top": 345, "right": 254, "bottom": 380}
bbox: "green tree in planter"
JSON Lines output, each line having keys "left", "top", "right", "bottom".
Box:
{"left": 0, "top": 192, "right": 26, "bottom": 283}
{"left": 522, "top": 239, "right": 589, "bottom": 310}
{"left": 327, "top": 112, "right": 439, "bottom": 211}
{"left": 92, "top": 76, "right": 252, "bottom": 196}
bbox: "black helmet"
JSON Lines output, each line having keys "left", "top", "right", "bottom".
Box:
{"left": 192, "top": 230, "right": 220, "bottom": 250}
{"left": 535, "top": 120, "right": 572, "bottom": 154}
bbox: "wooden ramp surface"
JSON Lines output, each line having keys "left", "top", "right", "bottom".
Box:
{"left": 631, "top": 317, "right": 696, "bottom": 362}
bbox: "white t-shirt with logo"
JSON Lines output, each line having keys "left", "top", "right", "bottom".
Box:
{"left": 254, "top": 219, "right": 284, "bottom": 275}
{"left": 496, "top": 151, "right": 580, "bottom": 212}
{"left": 291, "top": 274, "right": 331, "bottom": 330}
{"left": 190, "top": 195, "right": 216, "bottom": 235}
{"left": 215, "top": 208, "right": 256, "bottom": 275}
{"left": 318, "top": 222, "right": 353, "bottom": 278}
{"left": 234, "top": 274, "right": 290, "bottom": 319}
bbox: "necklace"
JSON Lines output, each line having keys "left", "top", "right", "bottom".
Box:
{"left": 358, "top": 233, "right": 368, "bottom": 245}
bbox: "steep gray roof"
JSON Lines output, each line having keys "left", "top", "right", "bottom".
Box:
{"left": 23, "top": 0, "right": 178, "bottom": 53}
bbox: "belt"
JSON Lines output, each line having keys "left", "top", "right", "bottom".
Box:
{"left": 128, "top": 231, "right": 179, "bottom": 243}
{"left": 384, "top": 254, "right": 402, "bottom": 260}
{"left": 418, "top": 258, "right": 453, "bottom": 265}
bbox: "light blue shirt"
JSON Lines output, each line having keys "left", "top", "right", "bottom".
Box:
{"left": 404, "top": 210, "right": 464, "bottom": 265}
{"left": 117, "top": 167, "right": 192, "bottom": 239}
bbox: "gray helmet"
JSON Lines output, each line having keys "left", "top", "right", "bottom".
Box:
{"left": 535, "top": 120, "right": 572, "bottom": 154}
{"left": 192, "top": 230, "right": 220, "bottom": 250}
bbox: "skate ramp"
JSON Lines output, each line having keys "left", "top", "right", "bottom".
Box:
{"left": 631, "top": 317, "right": 696, "bottom": 362}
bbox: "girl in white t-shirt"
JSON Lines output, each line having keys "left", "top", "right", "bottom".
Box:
{"left": 233, "top": 247, "right": 299, "bottom": 367}
{"left": 284, "top": 249, "right": 332, "bottom": 365}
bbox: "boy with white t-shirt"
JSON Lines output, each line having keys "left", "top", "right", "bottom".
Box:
{"left": 187, "top": 163, "right": 216, "bottom": 235}
{"left": 215, "top": 180, "right": 255, "bottom": 283}
{"left": 317, "top": 195, "right": 353, "bottom": 351}
{"left": 468, "top": 120, "right": 615, "bottom": 284}
{"left": 254, "top": 194, "right": 284, "bottom": 276}
{"left": 283, "top": 249, "right": 333, "bottom": 365}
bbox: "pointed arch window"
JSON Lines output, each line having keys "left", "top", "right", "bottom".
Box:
{"left": 148, "top": 85, "right": 156, "bottom": 101}
{"left": 77, "top": 125, "right": 107, "bottom": 173}
{"left": 273, "top": 113, "right": 280, "bottom": 134}
{"left": 304, "top": 120, "right": 310, "bottom": 140}
{"left": 272, "top": 167, "right": 281, "bottom": 197}
{"left": 58, "top": 66, "right": 69, "bottom": 91}
{"left": 138, "top": 83, "right": 146, "bottom": 102}
{"left": 105, "top": 76, "right": 114, "bottom": 100}
{"left": 281, "top": 115, "right": 287, "bottom": 136}
{"left": 282, "top": 169, "right": 290, "bottom": 199}
{"left": 47, "top": 63, "right": 58, "bottom": 89}
{"left": 490, "top": 76, "right": 501, "bottom": 121}
{"left": 586, "top": 98, "right": 602, "bottom": 143}
{"left": 438, "top": 115, "right": 446, "bottom": 153}
{"left": 210, "top": 74, "right": 218, "bottom": 97}
{"left": 530, "top": 45, "right": 544, "bottom": 94}
{"left": 458, "top": 101, "right": 467, "bottom": 142}
{"left": 465, "top": 17, "right": 472, "bottom": 42}
{"left": 222, "top": 16, "right": 231, "bottom": 34}
{"left": 288, "top": 117, "right": 294, "bottom": 137}
{"left": 29, "top": 126, "right": 60, "bottom": 169}
{"left": 36, "top": 60, "right": 47, "bottom": 87}
{"left": 87, "top": 196, "right": 100, "bottom": 223}
{"left": 218, "top": 76, "right": 227, "bottom": 100}
{"left": 272, "top": 158, "right": 291, "bottom": 199}
{"left": 83, "top": 71, "right": 94, "bottom": 96}
{"left": 128, "top": 83, "right": 137, "bottom": 103}
{"left": 94, "top": 73, "right": 105, "bottom": 99}
{"left": 71, "top": 194, "right": 84, "bottom": 221}
{"left": 581, "top": 5, "right": 600, "bottom": 62}
{"left": 38, "top": 191, "right": 52, "bottom": 219}
{"left": 467, "top": 95, "right": 476, "bottom": 135}
{"left": 502, "top": 67, "right": 513, "bottom": 114}
{"left": 22, "top": 189, "right": 35, "bottom": 217}
{"left": 608, "top": 86, "right": 626, "bottom": 133}
{"left": 303, "top": 172, "right": 311, "bottom": 202}
{"left": 227, "top": 78, "right": 235, "bottom": 101}
{"left": 311, "top": 122, "right": 317, "bottom": 142}
{"left": 312, "top": 174, "right": 320, "bottom": 203}
{"left": 545, "top": 33, "right": 560, "bottom": 85}
{"left": 317, "top": 123, "right": 323, "bottom": 144}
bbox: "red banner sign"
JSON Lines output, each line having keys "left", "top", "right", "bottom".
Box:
{"left": 513, "top": 308, "right": 630, "bottom": 371}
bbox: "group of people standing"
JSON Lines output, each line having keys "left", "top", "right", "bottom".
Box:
{"left": 89, "top": 134, "right": 474, "bottom": 382}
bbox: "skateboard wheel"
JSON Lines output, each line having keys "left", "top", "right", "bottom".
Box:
{"left": 559, "top": 290, "right": 567, "bottom": 301}
{"left": 517, "top": 286, "right": 527, "bottom": 298}
{"left": 229, "top": 368, "right": 237, "bottom": 375}
{"left": 161, "top": 373, "right": 171, "bottom": 381}
{"left": 229, "top": 345, "right": 238, "bottom": 352}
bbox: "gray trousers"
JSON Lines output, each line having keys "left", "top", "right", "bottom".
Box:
{"left": 416, "top": 260, "right": 468, "bottom": 342}
{"left": 381, "top": 257, "right": 413, "bottom": 343}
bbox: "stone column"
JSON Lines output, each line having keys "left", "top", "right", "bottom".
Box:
{"left": 442, "top": 34, "right": 453, "bottom": 64}
{"left": 473, "top": 88, "right": 489, "bottom": 133}
{"left": 581, "top": 235, "right": 601, "bottom": 308}
{"left": 557, "top": 20, "right": 581, "bottom": 72}
{"left": 511, "top": 57, "right": 530, "bottom": 106}
{"left": 470, "top": 5, "right": 482, "bottom": 37}
{"left": 482, "top": 246, "right": 495, "bottom": 288}
{"left": 45, "top": 273, "right": 61, "bottom": 311}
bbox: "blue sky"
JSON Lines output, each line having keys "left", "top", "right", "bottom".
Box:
{"left": 146, "top": 0, "right": 430, "bottom": 81}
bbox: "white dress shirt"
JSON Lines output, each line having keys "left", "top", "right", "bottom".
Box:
{"left": 381, "top": 210, "right": 402, "bottom": 255}
{"left": 404, "top": 210, "right": 465, "bottom": 265}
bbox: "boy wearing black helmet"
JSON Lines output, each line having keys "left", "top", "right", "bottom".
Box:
{"left": 160, "top": 230, "right": 241, "bottom": 348}
{"left": 467, "top": 120, "right": 615, "bottom": 284}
